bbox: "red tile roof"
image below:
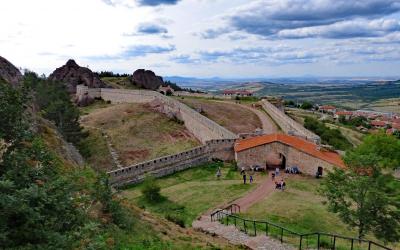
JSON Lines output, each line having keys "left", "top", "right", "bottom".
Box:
{"left": 336, "top": 111, "right": 353, "bottom": 116}
{"left": 234, "top": 133, "right": 345, "bottom": 168}
{"left": 371, "top": 120, "right": 386, "bottom": 127}
{"left": 320, "top": 105, "right": 336, "bottom": 110}
{"left": 392, "top": 123, "right": 400, "bottom": 130}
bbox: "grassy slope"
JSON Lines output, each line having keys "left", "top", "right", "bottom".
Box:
{"left": 122, "top": 162, "right": 262, "bottom": 227}
{"left": 101, "top": 76, "right": 139, "bottom": 89}
{"left": 178, "top": 97, "right": 262, "bottom": 134}
{"left": 80, "top": 102, "right": 200, "bottom": 170}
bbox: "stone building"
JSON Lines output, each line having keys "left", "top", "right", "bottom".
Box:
{"left": 234, "top": 134, "right": 345, "bottom": 176}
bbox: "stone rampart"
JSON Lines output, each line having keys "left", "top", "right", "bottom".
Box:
{"left": 76, "top": 85, "right": 237, "bottom": 143}
{"left": 108, "top": 139, "right": 236, "bottom": 186}
{"left": 261, "top": 99, "right": 319, "bottom": 142}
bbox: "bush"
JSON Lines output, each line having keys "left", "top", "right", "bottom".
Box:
{"left": 141, "top": 176, "right": 162, "bottom": 203}
{"left": 166, "top": 214, "right": 185, "bottom": 227}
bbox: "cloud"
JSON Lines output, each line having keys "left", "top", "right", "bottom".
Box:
{"left": 207, "top": 0, "right": 400, "bottom": 39}
{"left": 137, "top": 0, "right": 181, "bottom": 6}
{"left": 198, "top": 28, "right": 231, "bottom": 39}
{"left": 87, "top": 44, "right": 175, "bottom": 60}
{"left": 170, "top": 54, "right": 200, "bottom": 64}
{"left": 137, "top": 23, "right": 168, "bottom": 34}
{"left": 276, "top": 19, "right": 400, "bottom": 39}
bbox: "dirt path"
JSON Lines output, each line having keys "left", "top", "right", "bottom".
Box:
{"left": 233, "top": 172, "right": 277, "bottom": 212}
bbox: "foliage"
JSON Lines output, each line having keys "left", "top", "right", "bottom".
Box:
{"left": 339, "top": 116, "right": 371, "bottom": 128}
{"left": 300, "top": 101, "right": 313, "bottom": 110}
{"left": 392, "top": 130, "right": 400, "bottom": 139}
{"left": 95, "top": 71, "right": 130, "bottom": 78}
{"left": 163, "top": 80, "right": 182, "bottom": 91}
{"left": 0, "top": 77, "right": 137, "bottom": 249}
{"left": 141, "top": 176, "right": 162, "bottom": 203}
{"left": 304, "top": 117, "right": 352, "bottom": 150}
{"left": 320, "top": 134, "right": 400, "bottom": 243}
{"left": 24, "top": 72, "right": 88, "bottom": 147}
{"left": 284, "top": 100, "right": 295, "bottom": 106}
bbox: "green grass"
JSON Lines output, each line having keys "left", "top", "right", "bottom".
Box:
{"left": 122, "top": 162, "right": 259, "bottom": 227}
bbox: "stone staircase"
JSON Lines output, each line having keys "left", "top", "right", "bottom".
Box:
{"left": 193, "top": 214, "right": 295, "bottom": 250}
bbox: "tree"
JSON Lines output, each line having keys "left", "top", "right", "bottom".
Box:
{"left": 320, "top": 134, "right": 400, "bottom": 243}
{"left": 300, "top": 101, "right": 313, "bottom": 110}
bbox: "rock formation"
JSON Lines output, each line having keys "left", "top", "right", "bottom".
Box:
{"left": 49, "top": 59, "right": 106, "bottom": 93}
{"left": 0, "top": 56, "right": 23, "bottom": 86}
{"left": 131, "top": 69, "right": 164, "bottom": 90}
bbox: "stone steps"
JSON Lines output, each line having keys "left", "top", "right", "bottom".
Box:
{"left": 193, "top": 215, "right": 295, "bottom": 250}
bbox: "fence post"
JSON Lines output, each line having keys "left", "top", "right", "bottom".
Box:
{"left": 234, "top": 217, "right": 236, "bottom": 227}
{"left": 281, "top": 228, "right": 284, "bottom": 243}
{"left": 368, "top": 241, "right": 371, "bottom": 250}
{"left": 333, "top": 236, "right": 336, "bottom": 250}
{"left": 226, "top": 215, "right": 228, "bottom": 225}
{"left": 253, "top": 221, "right": 256, "bottom": 236}
{"left": 265, "top": 222, "right": 268, "bottom": 236}
{"left": 351, "top": 239, "right": 354, "bottom": 250}
{"left": 299, "top": 235, "right": 303, "bottom": 250}
{"left": 244, "top": 220, "right": 247, "bottom": 234}
{"left": 317, "top": 233, "right": 320, "bottom": 250}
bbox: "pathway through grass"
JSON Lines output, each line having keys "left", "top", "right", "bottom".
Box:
{"left": 122, "top": 162, "right": 264, "bottom": 227}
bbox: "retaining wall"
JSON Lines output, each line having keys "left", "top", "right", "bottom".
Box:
{"left": 261, "top": 99, "right": 319, "bottom": 142}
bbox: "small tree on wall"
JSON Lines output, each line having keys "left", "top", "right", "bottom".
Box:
{"left": 319, "top": 133, "right": 400, "bottom": 243}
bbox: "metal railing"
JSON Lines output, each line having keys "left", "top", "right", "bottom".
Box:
{"left": 210, "top": 204, "right": 392, "bottom": 250}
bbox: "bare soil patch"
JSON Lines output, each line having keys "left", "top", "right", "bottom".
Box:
{"left": 179, "top": 98, "right": 262, "bottom": 134}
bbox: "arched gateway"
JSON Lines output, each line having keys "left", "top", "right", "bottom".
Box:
{"left": 234, "top": 134, "right": 345, "bottom": 176}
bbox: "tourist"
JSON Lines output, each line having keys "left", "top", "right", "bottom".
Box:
{"left": 216, "top": 167, "right": 221, "bottom": 180}
{"left": 250, "top": 174, "right": 253, "bottom": 183}
{"left": 243, "top": 172, "right": 247, "bottom": 184}
{"left": 272, "top": 172, "right": 275, "bottom": 180}
{"left": 240, "top": 167, "right": 245, "bottom": 175}
{"left": 275, "top": 167, "right": 280, "bottom": 176}
{"left": 280, "top": 179, "right": 286, "bottom": 191}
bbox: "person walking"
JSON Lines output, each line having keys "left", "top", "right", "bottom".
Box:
{"left": 216, "top": 167, "right": 221, "bottom": 180}
{"left": 250, "top": 174, "right": 253, "bottom": 183}
{"left": 275, "top": 167, "right": 280, "bottom": 177}
{"left": 243, "top": 172, "right": 247, "bottom": 184}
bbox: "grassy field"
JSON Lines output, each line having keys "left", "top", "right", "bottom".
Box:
{"left": 121, "top": 162, "right": 262, "bottom": 227}
{"left": 178, "top": 97, "right": 262, "bottom": 134}
{"left": 325, "top": 123, "right": 364, "bottom": 146}
{"left": 101, "top": 76, "right": 139, "bottom": 89}
{"left": 80, "top": 102, "right": 200, "bottom": 170}
{"left": 240, "top": 175, "right": 397, "bottom": 249}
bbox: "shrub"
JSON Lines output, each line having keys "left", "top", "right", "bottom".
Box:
{"left": 166, "top": 214, "right": 185, "bottom": 227}
{"left": 141, "top": 176, "right": 162, "bottom": 203}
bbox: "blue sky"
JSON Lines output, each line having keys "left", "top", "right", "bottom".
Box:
{"left": 1, "top": 0, "right": 400, "bottom": 78}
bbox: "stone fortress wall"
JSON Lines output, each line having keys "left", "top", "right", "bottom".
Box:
{"left": 76, "top": 85, "right": 237, "bottom": 186}
{"left": 108, "top": 139, "right": 236, "bottom": 186}
{"left": 77, "top": 85, "right": 237, "bottom": 143}
{"left": 261, "top": 99, "right": 320, "bottom": 142}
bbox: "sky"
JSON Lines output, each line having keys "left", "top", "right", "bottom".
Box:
{"left": 1, "top": 0, "right": 400, "bottom": 78}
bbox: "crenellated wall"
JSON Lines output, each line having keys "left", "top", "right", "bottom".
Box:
{"left": 261, "top": 99, "right": 320, "bottom": 142}
{"left": 76, "top": 85, "right": 238, "bottom": 186}
{"left": 107, "top": 139, "right": 236, "bottom": 186}
{"left": 76, "top": 85, "right": 237, "bottom": 143}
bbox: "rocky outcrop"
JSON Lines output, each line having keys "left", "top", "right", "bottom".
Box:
{"left": 0, "top": 56, "right": 23, "bottom": 86}
{"left": 49, "top": 59, "right": 106, "bottom": 93}
{"left": 131, "top": 69, "right": 164, "bottom": 90}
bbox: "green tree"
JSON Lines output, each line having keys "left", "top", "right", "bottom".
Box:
{"left": 300, "top": 101, "right": 313, "bottom": 110}
{"left": 141, "top": 176, "right": 162, "bottom": 203}
{"left": 320, "top": 134, "right": 400, "bottom": 243}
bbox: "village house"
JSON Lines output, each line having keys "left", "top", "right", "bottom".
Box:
{"left": 334, "top": 111, "right": 353, "bottom": 120}
{"left": 370, "top": 120, "right": 387, "bottom": 129}
{"left": 222, "top": 89, "right": 253, "bottom": 97}
{"left": 319, "top": 105, "right": 336, "bottom": 114}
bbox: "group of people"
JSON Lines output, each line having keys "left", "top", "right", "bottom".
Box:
{"left": 216, "top": 166, "right": 286, "bottom": 190}
{"left": 240, "top": 167, "right": 254, "bottom": 184}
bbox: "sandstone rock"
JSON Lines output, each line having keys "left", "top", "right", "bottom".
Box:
{"left": 0, "top": 56, "right": 23, "bottom": 86}
{"left": 131, "top": 69, "right": 164, "bottom": 90}
{"left": 49, "top": 59, "right": 106, "bottom": 93}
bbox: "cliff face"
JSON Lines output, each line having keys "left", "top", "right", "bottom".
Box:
{"left": 0, "top": 56, "right": 23, "bottom": 86}
{"left": 49, "top": 59, "right": 106, "bottom": 93}
{"left": 131, "top": 69, "right": 164, "bottom": 90}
